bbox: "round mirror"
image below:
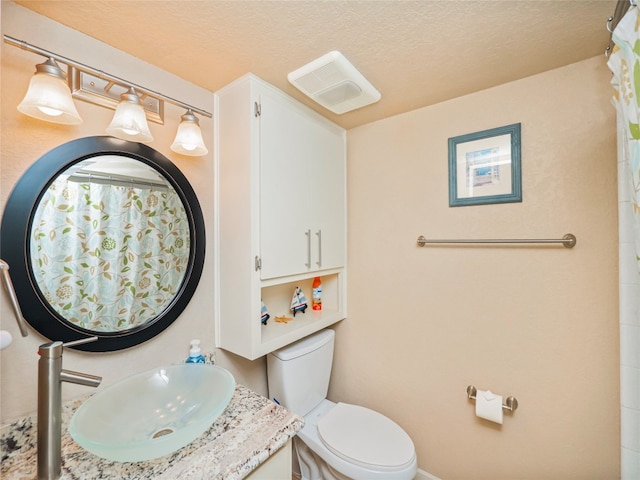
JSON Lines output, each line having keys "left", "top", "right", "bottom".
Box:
{"left": 1, "top": 136, "right": 205, "bottom": 351}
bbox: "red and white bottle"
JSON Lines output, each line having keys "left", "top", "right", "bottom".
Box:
{"left": 312, "top": 276, "right": 322, "bottom": 310}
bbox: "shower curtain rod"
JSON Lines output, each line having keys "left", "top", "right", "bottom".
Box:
{"left": 606, "top": 0, "right": 634, "bottom": 55}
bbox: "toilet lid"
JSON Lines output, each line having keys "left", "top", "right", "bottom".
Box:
{"left": 317, "top": 403, "right": 415, "bottom": 469}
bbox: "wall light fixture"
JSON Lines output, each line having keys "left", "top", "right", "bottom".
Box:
{"left": 5, "top": 35, "right": 211, "bottom": 156}
{"left": 106, "top": 88, "right": 154, "bottom": 143}
{"left": 17, "top": 57, "right": 82, "bottom": 125}
{"left": 171, "top": 109, "right": 208, "bottom": 156}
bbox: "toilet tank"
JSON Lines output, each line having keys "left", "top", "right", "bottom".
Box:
{"left": 267, "top": 329, "right": 335, "bottom": 416}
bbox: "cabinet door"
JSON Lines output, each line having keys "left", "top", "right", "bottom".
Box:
{"left": 309, "top": 123, "right": 345, "bottom": 271}
{"left": 259, "top": 87, "right": 346, "bottom": 280}
{"left": 259, "top": 91, "right": 313, "bottom": 279}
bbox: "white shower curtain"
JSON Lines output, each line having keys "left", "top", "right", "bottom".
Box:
{"left": 608, "top": 6, "right": 640, "bottom": 478}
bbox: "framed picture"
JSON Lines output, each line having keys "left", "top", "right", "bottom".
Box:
{"left": 448, "top": 123, "right": 521, "bottom": 207}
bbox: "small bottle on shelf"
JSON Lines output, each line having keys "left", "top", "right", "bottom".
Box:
{"left": 312, "top": 276, "right": 322, "bottom": 311}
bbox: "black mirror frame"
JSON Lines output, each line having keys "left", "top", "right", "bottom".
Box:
{"left": 0, "top": 136, "right": 206, "bottom": 351}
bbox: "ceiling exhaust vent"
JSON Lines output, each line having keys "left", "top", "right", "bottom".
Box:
{"left": 288, "top": 51, "right": 381, "bottom": 115}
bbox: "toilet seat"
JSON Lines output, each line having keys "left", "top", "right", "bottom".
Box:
{"left": 317, "top": 402, "right": 415, "bottom": 470}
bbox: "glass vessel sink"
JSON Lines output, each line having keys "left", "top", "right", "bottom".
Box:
{"left": 69, "top": 364, "right": 235, "bottom": 462}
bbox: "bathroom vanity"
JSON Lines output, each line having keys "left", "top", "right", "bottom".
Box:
{"left": 0, "top": 384, "right": 303, "bottom": 479}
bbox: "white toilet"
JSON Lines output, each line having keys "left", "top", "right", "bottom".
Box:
{"left": 267, "top": 329, "right": 417, "bottom": 480}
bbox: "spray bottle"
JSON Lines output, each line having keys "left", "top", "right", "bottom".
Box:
{"left": 312, "top": 276, "right": 322, "bottom": 310}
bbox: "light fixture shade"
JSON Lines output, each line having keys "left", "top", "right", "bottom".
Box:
{"left": 170, "top": 110, "right": 208, "bottom": 156}
{"left": 17, "top": 58, "right": 82, "bottom": 125}
{"left": 106, "top": 88, "right": 153, "bottom": 143}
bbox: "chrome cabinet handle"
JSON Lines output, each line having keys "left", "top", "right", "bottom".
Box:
{"left": 316, "top": 230, "right": 322, "bottom": 267}
{"left": 305, "top": 229, "right": 311, "bottom": 268}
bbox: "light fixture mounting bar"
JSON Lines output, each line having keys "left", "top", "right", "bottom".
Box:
{"left": 69, "top": 69, "right": 165, "bottom": 125}
{"left": 4, "top": 35, "right": 212, "bottom": 119}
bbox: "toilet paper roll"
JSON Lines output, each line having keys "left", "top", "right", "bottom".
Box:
{"left": 475, "top": 389, "right": 503, "bottom": 424}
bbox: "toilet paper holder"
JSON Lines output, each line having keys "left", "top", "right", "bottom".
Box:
{"left": 466, "top": 385, "right": 518, "bottom": 412}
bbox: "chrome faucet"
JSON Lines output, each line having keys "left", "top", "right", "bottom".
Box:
{"left": 0, "top": 260, "right": 102, "bottom": 478}
{"left": 1, "top": 259, "right": 102, "bottom": 478}
{"left": 37, "top": 337, "right": 102, "bottom": 480}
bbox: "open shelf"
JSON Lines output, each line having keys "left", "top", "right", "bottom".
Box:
{"left": 258, "top": 272, "right": 344, "bottom": 356}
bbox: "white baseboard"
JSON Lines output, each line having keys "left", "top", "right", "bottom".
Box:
{"left": 414, "top": 468, "right": 441, "bottom": 480}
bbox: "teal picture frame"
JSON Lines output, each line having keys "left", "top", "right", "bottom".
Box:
{"left": 448, "top": 123, "right": 521, "bottom": 207}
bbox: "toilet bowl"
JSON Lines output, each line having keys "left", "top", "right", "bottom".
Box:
{"left": 296, "top": 399, "right": 417, "bottom": 480}
{"left": 266, "top": 329, "right": 417, "bottom": 480}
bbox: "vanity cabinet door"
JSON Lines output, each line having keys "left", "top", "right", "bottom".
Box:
{"left": 244, "top": 439, "right": 292, "bottom": 479}
{"left": 258, "top": 89, "right": 346, "bottom": 280}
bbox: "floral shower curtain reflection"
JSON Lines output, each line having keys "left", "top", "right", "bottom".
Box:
{"left": 608, "top": 5, "right": 640, "bottom": 478}
{"left": 30, "top": 175, "right": 190, "bottom": 332}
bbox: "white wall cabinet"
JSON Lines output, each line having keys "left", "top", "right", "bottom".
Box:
{"left": 214, "top": 74, "right": 347, "bottom": 360}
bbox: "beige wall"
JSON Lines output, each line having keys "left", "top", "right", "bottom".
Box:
{"left": 332, "top": 56, "right": 619, "bottom": 479}
{"left": 1, "top": 3, "right": 621, "bottom": 478}
{"left": 0, "top": 2, "right": 266, "bottom": 421}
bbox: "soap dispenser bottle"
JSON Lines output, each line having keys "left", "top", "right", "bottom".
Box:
{"left": 185, "top": 339, "right": 205, "bottom": 364}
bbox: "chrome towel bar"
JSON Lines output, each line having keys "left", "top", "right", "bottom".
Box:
{"left": 417, "top": 233, "right": 576, "bottom": 248}
{"left": 467, "top": 385, "right": 518, "bottom": 412}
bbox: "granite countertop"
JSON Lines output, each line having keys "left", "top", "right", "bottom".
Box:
{"left": 1, "top": 384, "right": 304, "bottom": 480}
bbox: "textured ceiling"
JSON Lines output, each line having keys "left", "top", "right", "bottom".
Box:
{"left": 14, "top": 0, "right": 617, "bottom": 129}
